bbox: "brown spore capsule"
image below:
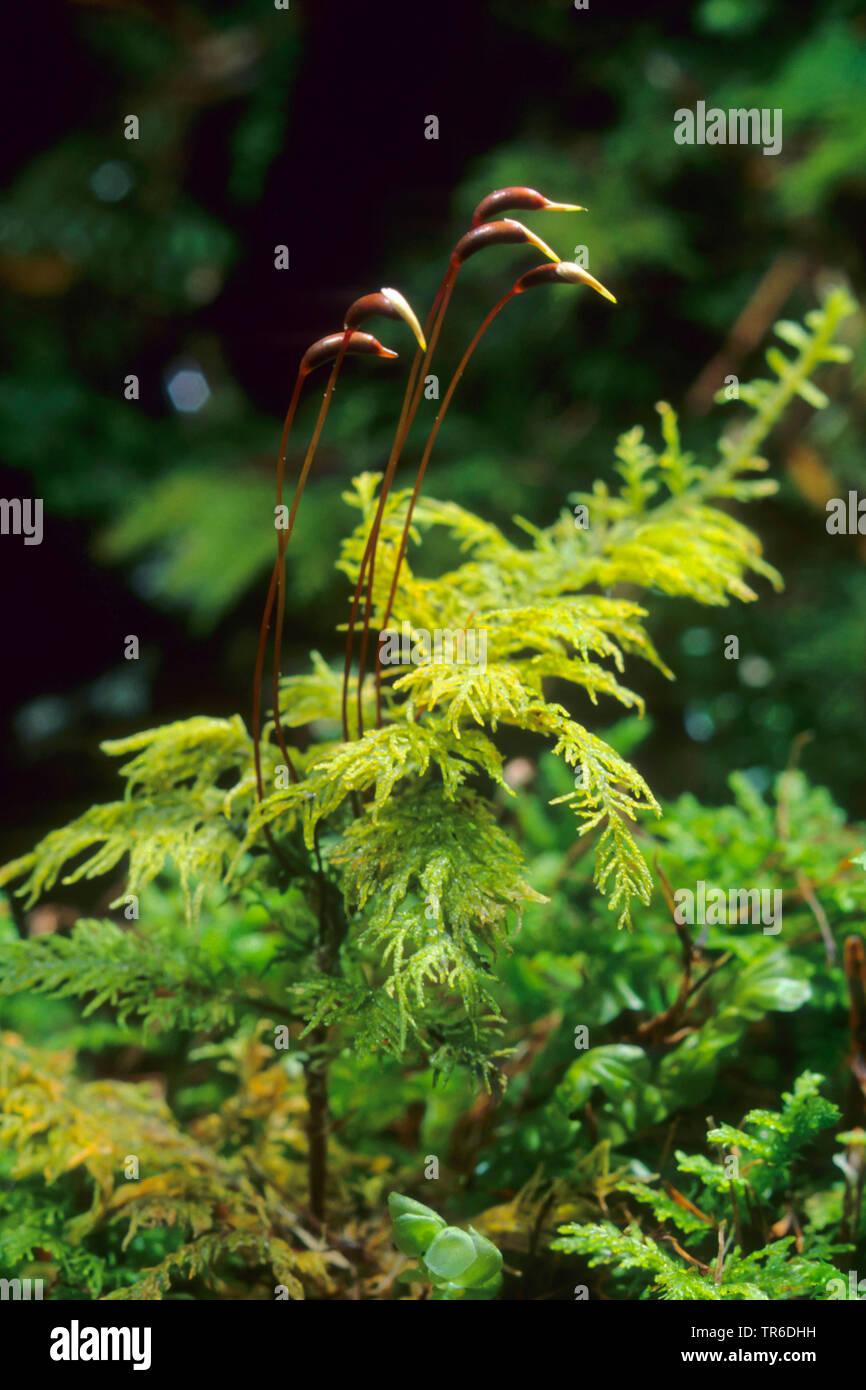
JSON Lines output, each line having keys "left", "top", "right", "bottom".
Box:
{"left": 471, "top": 187, "right": 585, "bottom": 226}
{"left": 344, "top": 288, "right": 426, "bottom": 350}
{"left": 300, "top": 330, "right": 397, "bottom": 375}
{"left": 515, "top": 260, "right": 617, "bottom": 303}
{"left": 452, "top": 218, "right": 561, "bottom": 266}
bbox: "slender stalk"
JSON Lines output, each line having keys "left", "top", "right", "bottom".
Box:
{"left": 344, "top": 220, "right": 564, "bottom": 735}
{"left": 256, "top": 328, "right": 392, "bottom": 792}
{"left": 374, "top": 288, "right": 516, "bottom": 714}
{"left": 271, "top": 334, "right": 352, "bottom": 773}
{"left": 347, "top": 270, "right": 457, "bottom": 740}
{"left": 372, "top": 256, "right": 616, "bottom": 717}
{"left": 305, "top": 1031, "right": 329, "bottom": 1221}
{"left": 252, "top": 370, "right": 305, "bottom": 801}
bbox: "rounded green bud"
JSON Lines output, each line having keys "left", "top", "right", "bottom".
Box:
{"left": 460, "top": 1271, "right": 503, "bottom": 1299}
{"left": 388, "top": 1192, "right": 441, "bottom": 1222}
{"left": 462, "top": 1228, "right": 504, "bottom": 1287}
{"left": 388, "top": 1192, "right": 446, "bottom": 1256}
{"left": 422, "top": 1226, "right": 478, "bottom": 1282}
{"left": 387, "top": 1195, "right": 503, "bottom": 1298}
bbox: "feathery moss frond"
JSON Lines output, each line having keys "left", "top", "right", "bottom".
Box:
{"left": 0, "top": 290, "right": 856, "bottom": 1097}
{"left": 102, "top": 716, "right": 252, "bottom": 796}
{"left": 330, "top": 788, "right": 544, "bottom": 1043}
{"left": 0, "top": 793, "right": 243, "bottom": 921}
{"left": 0, "top": 917, "right": 244, "bottom": 1032}
{"left": 249, "top": 719, "right": 508, "bottom": 851}
{"left": 554, "top": 1073, "right": 846, "bottom": 1300}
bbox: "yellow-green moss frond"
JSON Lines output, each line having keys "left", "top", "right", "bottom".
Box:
{"left": 336, "top": 786, "right": 544, "bottom": 934}
{"left": 0, "top": 792, "right": 242, "bottom": 921}
{"left": 574, "top": 503, "right": 783, "bottom": 605}
{"left": 0, "top": 1032, "right": 340, "bottom": 1300}
{"left": 102, "top": 715, "right": 252, "bottom": 797}
{"left": 248, "top": 718, "right": 508, "bottom": 851}
{"left": 536, "top": 704, "right": 660, "bottom": 929}
{"left": 276, "top": 650, "right": 378, "bottom": 735}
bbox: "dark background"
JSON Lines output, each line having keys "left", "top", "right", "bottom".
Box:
{"left": 1, "top": 0, "right": 864, "bottom": 868}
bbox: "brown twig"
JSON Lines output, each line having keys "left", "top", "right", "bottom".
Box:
{"left": 683, "top": 254, "right": 810, "bottom": 416}
{"left": 844, "top": 935, "right": 866, "bottom": 1104}
{"left": 713, "top": 1220, "right": 726, "bottom": 1285}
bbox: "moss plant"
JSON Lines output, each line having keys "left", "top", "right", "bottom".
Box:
{"left": 0, "top": 195, "right": 857, "bottom": 1295}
